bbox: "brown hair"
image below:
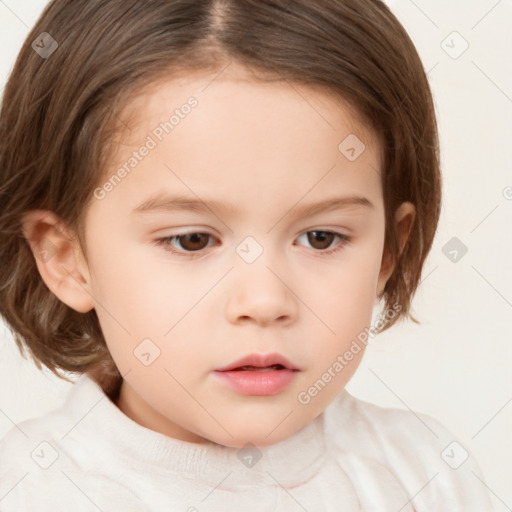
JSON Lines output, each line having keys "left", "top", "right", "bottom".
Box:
{"left": 0, "top": 0, "right": 441, "bottom": 398}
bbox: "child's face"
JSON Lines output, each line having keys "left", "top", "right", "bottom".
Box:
{"left": 70, "top": 65, "right": 408, "bottom": 447}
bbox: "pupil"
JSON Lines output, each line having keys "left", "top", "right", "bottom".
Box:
{"left": 308, "top": 231, "right": 333, "bottom": 250}
{"left": 181, "top": 233, "right": 208, "bottom": 251}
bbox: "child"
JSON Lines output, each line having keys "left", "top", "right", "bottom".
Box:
{"left": 0, "top": 0, "right": 495, "bottom": 510}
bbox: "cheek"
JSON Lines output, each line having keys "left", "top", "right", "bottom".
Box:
{"left": 86, "top": 232, "right": 173, "bottom": 316}
{"left": 324, "top": 240, "right": 384, "bottom": 320}
{"left": 86, "top": 241, "right": 210, "bottom": 372}
{"left": 306, "top": 238, "right": 384, "bottom": 365}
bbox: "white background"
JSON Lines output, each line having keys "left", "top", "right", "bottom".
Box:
{"left": 0, "top": 1, "right": 511, "bottom": 510}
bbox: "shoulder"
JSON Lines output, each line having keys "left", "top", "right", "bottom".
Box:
{"left": 0, "top": 377, "right": 144, "bottom": 512}
{"left": 0, "top": 403, "right": 66, "bottom": 466}
{"left": 323, "top": 390, "right": 495, "bottom": 511}
{"left": 0, "top": 406, "right": 74, "bottom": 511}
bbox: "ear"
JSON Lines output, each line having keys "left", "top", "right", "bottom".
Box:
{"left": 376, "top": 201, "right": 416, "bottom": 299}
{"left": 21, "top": 210, "right": 95, "bottom": 313}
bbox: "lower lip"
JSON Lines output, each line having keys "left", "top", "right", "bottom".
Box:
{"left": 213, "top": 369, "right": 299, "bottom": 396}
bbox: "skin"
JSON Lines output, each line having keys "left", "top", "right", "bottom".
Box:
{"left": 22, "top": 63, "right": 415, "bottom": 448}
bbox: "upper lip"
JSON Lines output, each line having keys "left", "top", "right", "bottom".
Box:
{"left": 214, "top": 352, "right": 300, "bottom": 371}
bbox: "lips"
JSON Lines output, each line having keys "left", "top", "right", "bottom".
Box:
{"left": 215, "top": 352, "right": 299, "bottom": 372}
{"left": 234, "top": 364, "right": 285, "bottom": 372}
{"left": 212, "top": 353, "right": 300, "bottom": 395}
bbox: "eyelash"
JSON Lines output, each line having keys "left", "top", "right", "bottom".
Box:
{"left": 154, "top": 230, "right": 351, "bottom": 258}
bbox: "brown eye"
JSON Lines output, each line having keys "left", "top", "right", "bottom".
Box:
{"left": 157, "top": 229, "right": 349, "bottom": 258}
{"left": 295, "top": 230, "right": 350, "bottom": 255}
{"left": 174, "top": 233, "right": 210, "bottom": 251}
{"left": 306, "top": 231, "right": 335, "bottom": 250}
{"left": 157, "top": 232, "right": 213, "bottom": 255}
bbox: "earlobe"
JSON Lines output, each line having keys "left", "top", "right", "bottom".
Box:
{"left": 376, "top": 202, "right": 416, "bottom": 299}
{"left": 21, "top": 210, "right": 95, "bottom": 313}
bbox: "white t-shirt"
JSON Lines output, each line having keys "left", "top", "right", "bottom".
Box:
{"left": 0, "top": 373, "right": 494, "bottom": 511}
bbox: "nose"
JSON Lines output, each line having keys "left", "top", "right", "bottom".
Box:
{"left": 225, "top": 257, "right": 298, "bottom": 327}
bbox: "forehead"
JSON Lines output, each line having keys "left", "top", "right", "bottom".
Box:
{"left": 97, "top": 65, "right": 383, "bottom": 217}
{"left": 109, "top": 63, "right": 381, "bottom": 161}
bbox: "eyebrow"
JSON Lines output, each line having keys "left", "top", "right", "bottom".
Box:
{"left": 132, "top": 193, "right": 374, "bottom": 218}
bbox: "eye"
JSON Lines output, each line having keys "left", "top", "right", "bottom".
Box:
{"left": 295, "top": 230, "right": 350, "bottom": 255}
{"left": 156, "top": 232, "right": 215, "bottom": 255}
{"left": 155, "top": 230, "right": 350, "bottom": 257}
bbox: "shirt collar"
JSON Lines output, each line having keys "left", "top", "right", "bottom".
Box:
{"left": 61, "top": 373, "right": 338, "bottom": 488}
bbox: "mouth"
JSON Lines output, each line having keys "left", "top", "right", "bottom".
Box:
{"left": 231, "top": 364, "right": 288, "bottom": 372}
{"left": 212, "top": 353, "right": 299, "bottom": 395}
{"left": 212, "top": 364, "right": 299, "bottom": 396}
{"left": 214, "top": 352, "right": 299, "bottom": 373}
